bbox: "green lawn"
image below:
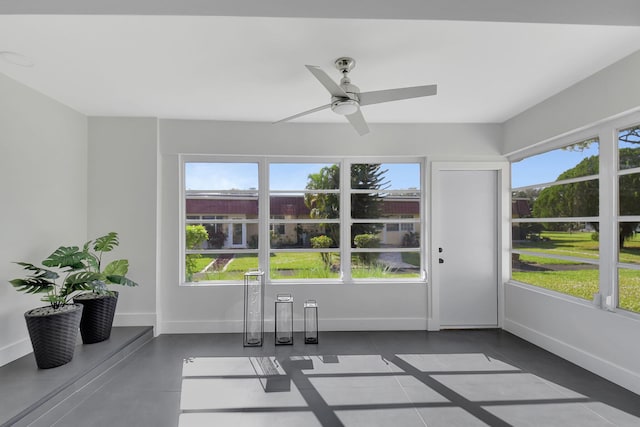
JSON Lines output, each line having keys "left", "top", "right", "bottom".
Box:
{"left": 401, "top": 252, "right": 420, "bottom": 266}
{"left": 270, "top": 252, "right": 339, "bottom": 279}
{"left": 192, "top": 256, "right": 214, "bottom": 272}
{"left": 620, "top": 232, "right": 640, "bottom": 264}
{"left": 619, "top": 269, "right": 640, "bottom": 313}
{"left": 512, "top": 269, "right": 599, "bottom": 301}
{"left": 190, "top": 251, "right": 420, "bottom": 281}
{"left": 515, "top": 230, "right": 640, "bottom": 263}
{"left": 513, "top": 231, "right": 640, "bottom": 313}
{"left": 514, "top": 231, "right": 600, "bottom": 259}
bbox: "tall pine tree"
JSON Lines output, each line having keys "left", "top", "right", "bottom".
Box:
{"left": 304, "top": 163, "right": 389, "bottom": 246}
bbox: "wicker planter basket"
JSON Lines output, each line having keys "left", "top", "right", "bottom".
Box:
{"left": 73, "top": 291, "right": 119, "bottom": 344}
{"left": 24, "top": 304, "right": 83, "bottom": 369}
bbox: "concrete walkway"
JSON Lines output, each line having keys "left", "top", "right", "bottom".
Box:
{"left": 377, "top": 252, "right": 416, "bottom": 269}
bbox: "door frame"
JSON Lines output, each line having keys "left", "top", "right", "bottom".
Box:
{"left": 428, "top": 162, "right": 510, "bottom": 331}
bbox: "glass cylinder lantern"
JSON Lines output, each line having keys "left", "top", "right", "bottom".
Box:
{"left": 243, "top": 271, "right": 265, "bottom": 347}
{"left": 275, "top": 294, "right": 294, "bottom": 345}
{"left": 304, "top": 300, "right": 319, "bottom": 344}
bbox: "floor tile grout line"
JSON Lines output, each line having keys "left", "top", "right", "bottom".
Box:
{"left": 387, "top": 353, "right": 513, "bottom": 427}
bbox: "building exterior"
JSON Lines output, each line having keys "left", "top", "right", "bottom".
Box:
{"left": 186, "top": 193, "right": 420, "bottom": 249}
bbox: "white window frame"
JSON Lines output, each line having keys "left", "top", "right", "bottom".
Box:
{"left": 180, "top": 155, "right": 427, "bottom": 285}
{"left": 510, "top": 135, "right": 601, "bottom": 303}
{"left": 508, "top": 110, "right": 640, "bottom": 319}
{"left": 615, "top": 121, "right": 640, "bottom": 314}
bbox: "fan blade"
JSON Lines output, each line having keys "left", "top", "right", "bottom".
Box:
{"left": 359, "top": 84, "right": 437, "bottom": 106}
{"left": 345, "top": 109, "right": 370, "bottom": 136}
{"left": 273, "top": 104, "right": 332, "bottom": 124}
{"left": 305, "top": 65, "right": 348, "bottom": 97}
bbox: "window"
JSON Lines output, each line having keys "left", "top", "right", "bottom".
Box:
{"left": 183, "top": 157, "right": 425, "bottom": 284}
{"left": 184, "top": 162, "right": 259, "bottom": 282}
{"left": 511, "top": 138, "right": 600, "bottom": 301}
{"left": 269, "top": 163, "right": 340, "bottom": 280}
{"left": 617, "top": 125, "right": 640, "bottom": 314}
{"left": 350, "top": 163, "right": 422, "bottom": 280}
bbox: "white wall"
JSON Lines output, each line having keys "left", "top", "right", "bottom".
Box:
{"left": 503, "top": 49, "right": 640, "bottom": 155}
{"left": 502, "top": 49, "right": 640, "bottom": 395}
{"left": 157, "top": 119, "right": 503, "bottom": 333}
{"left": 0, "top": 73, "right": 88, "bottom": 366}
{"left": 87, "top": 117, "right": 158, "bottom": 328}
{"left": 504, "top": 285, "right": 640, "bottom": 395}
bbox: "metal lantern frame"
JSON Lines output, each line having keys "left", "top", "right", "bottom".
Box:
{"left": 274, "top": 293, "right": 294, "bottom": 345}
{"left": 304, "top": 300, "right": 319, "bottom": 344}
{"left": 243, "top": 270, "right": 265, "bottom": 347}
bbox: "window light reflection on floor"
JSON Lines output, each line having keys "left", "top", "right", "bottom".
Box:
{"left": 178, "top": 354, "right": 640, "bottom": 427}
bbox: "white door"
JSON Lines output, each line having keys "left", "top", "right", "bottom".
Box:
{"left": 435, "top": 169, "right": 498, "bottom": 328}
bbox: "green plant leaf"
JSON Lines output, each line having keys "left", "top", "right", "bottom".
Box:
{"left": 42, "top": 246, "right": 88, "bottom": 270}
{"left": 65, "top": 271, "right": 103, "bottom": 286}
{"left": 103, "top": 259, "right": 129, "bottom": 277}
{"left": 10, "top": 278, "right": 55, "bottom": 294}
{"left": 14, "top": 262, "right": 59, "bottom": 280}
{"left": 105, "top": 275, "right": 139, "bottom": 287}
{"left": 63, "top": 271, "right": 104, "bottom": 295}
{"left": 85, "top": 252, "right": 100, "bottom": 272}
{"left": 93, "top": 232, "right": 119, "bottom": 253}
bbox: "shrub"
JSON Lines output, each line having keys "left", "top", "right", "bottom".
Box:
{"left": 354, "top": 233, "right": 380, "bottom": 265}
{"left": 186, "top": 225, "right": 209, "bottom": 280}
{"left": 402, "top": 231, "right": 420, "bottom": 247}
{"left": 311, "top": 235, "right": 334, "bottom": 268}
{"left": 209, "top": 230, "right": 227, "bottom": 249}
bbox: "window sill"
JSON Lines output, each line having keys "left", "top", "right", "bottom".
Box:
{"left": 506, "top": 280, "right": 640, "bottom": 321}
{"left": 181, "top": 279, "right": 428, "bottom": 287}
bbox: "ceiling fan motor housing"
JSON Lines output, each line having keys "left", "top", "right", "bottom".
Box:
{"left": 331, "top": 97, "right": 359, "bottom": 115}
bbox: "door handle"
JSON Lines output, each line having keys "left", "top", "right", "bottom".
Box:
{"left": 439, "top": 258, "right": 444, "bottom": 264}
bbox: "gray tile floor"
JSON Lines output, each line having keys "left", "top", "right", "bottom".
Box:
{"left": 11, "top": 330, "right": 640, "bottom": 426}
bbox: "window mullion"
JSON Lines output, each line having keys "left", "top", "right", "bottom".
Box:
{"left": 341, "top": 159, "right": 351, "bottom": 283}
{"left": 599, "top": 125, "right": 616, "bottom": 309}
{"left": 260, "top": 158, "right": 270, "bottom": 278}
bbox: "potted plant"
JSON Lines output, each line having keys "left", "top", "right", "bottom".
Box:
{"left": 10, "top": 247, "right": 101, "bottom": 368}
{"left": 72, "top": 232, "right": 139, "bottom": 344}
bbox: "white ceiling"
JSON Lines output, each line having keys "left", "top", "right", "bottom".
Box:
{"left": 2, "top": 2, "right": 640, "bottom": 124}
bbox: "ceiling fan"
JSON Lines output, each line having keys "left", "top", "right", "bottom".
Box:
{"left": 274, "top": 57, "right": 437, "bottom": 136}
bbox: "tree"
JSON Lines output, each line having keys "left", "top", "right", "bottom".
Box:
{"left": 350, "top": 164, "right": 389, "bottom": 243}
{"left": 305, "top": 165, "right": 340, "bottom": 245}
{"left": 532, "top": 155, "right": 599, "bottom": 223}
{"left": 310, "top": 235, "right": 334, "bottom": 268}
{"left": 185, "top": 225, "right": 209, "bottom": 280}
{"left": 532, "top": 134, "right": 640, "bottom": 248}
{"left": 304, "top": 163, "right": 389, "bottom": 246}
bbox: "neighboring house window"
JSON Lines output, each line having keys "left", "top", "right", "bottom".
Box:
{"left": 617, "top": 125, "right": 640, "bottom": 314}
{"left": 270, "top": 215, "right": 285, "bottom": 236}
{"left": 182, "top": 157, "right": 425, "bottom": 284}
{"left": 386, "top": 223, "right": 400, "bottom": 232}
{"left": 511, "top": 138, "right": 600, "bottom": 301}
{"left": 400, "top": 215, "right": 415, "bottom": 232}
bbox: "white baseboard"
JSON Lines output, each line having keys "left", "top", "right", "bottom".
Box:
{"left": 113, "top": 312, "right": 156, "bottom": 328}
{"left": 159, "top": 317, "right": 428, "bottom": 334}
{"left": 318, "top": 317, "right": 428, "bottom": 331}
{"left": 0, "top": 337, "right": 32, "bottom": 367}
{"left": 504, "top": 318, "right": 640, "bottom": 395}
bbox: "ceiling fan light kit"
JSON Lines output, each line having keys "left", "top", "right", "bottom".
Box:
{"left": 274, "top": 56, "right": 437, "bottom": 136}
